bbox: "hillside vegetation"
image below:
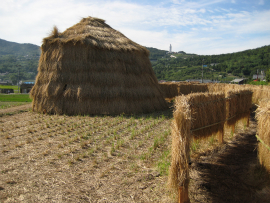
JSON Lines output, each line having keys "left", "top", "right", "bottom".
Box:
{"left": 0, "top": 39, "right": 40, "bottom": 83}
{"left": 151, "top": 45, "right": 270, "bottom": 82}
{"left": 0, "top": 38, "right": 269, "bottom": 84}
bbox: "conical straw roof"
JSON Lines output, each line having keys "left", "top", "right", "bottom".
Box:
{"left": 43, "top": 16, "right": 148, "bottom": 54}
{"left": 30, "top": 16, "right": 168, "bottom": 115}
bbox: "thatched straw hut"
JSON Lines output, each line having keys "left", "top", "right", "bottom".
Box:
{"left": 30, "top": 17, "right": 168, "bottom": 115}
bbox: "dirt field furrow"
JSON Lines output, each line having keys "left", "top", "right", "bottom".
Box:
{"left": 1, "top": 106, "right": 269, "bottom": 202}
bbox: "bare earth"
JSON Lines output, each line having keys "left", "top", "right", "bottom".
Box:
{"left": 189, "top": 110, "right": 270, "bottom": 203}
{"left": 0, "top": 106, "right": 269, "bottom": 203}
{"left": 0, "top": 104, "right": 32, "bottom": 116}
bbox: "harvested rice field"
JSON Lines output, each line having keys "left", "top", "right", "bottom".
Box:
{"left": 0, "top": 104, "right": 269, "bottom": 202}
{"left": 0, "top": 105, "right": 173, "bottom": 202}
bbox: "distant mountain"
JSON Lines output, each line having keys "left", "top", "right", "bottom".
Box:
{"left": 0, "top": 38, "right": 40, "bottom": 56}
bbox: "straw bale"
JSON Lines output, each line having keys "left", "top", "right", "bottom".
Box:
{"left": 30, "top": 17, "right": 168, "bottom": 115}
{"left": 250, "top": 85, "right": 270, "bottom": 105}
{"left": 236, "top": 84, "right": 270, "bottom": 105}
{"left": 159, "top": 82, "right": 209, "bottom": 99}
{"left": 168, "top": 92, "right": 226, "bottom": 194}
{"left": 158, "top": 82, "right": 178, "bottom": 99}
{"left": 168, "top": 96, "right": 191, "bottom": 194}
{"left": 187, "top": 92, "right": 226, "bottom": 138}
{"left": 256, "top": 100, "right": 270, "bottom": 172}
{"left": 207, "top": 83, "right": 226, "bottom": 93}
{"left": 226, "top": 90, "right": 252, "bottom": 126}
{"left": 179, "top": 83, "right": 208, "bottom": 95}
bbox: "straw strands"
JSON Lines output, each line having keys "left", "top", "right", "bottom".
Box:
{"left": 207, "top": 83, "right": 269, "bottom": 105}
{"left": 245, "top": 85, "right": 270, "bottom": 104}
{"left": 30, "top": 17, "right": 168, "bottom": 115}
{"left": 159, "top": 82, "right": 209, "bottom": 99}
{"left": 226, "top": 90, "right": 253, "bottom": 127}
{"left": 188, "top": 92, "right": 226, "bottom": 139}
{"left": 168, "top": 92, "right": 226, "bottom": 195}
{"left": 159, "top": 82, "right": 178, "bottom": 99}
{"left": 168, "top": 96, "right": 191, "bottom": 195}
{"left": 168, "top": 90, "right": 253, "bottom": 198}
{"left": 178, "top": 83, "right": 208, "bottom": 95}
{"left": 256, "top": 100, "right": 270, "bottom": 172}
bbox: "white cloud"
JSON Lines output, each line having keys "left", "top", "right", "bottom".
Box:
{"left": 0, "top": 0, "right": 269, "bottom": 55}
{"left": 259, "top": 0, "right": 264, "bottom": 5}
{"left": 171, "top": 0, "right": 185, "bottom": 4}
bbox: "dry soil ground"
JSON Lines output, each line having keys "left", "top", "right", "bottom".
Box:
{"left": 0, "top": 104, "right": 269, "bottom": 203}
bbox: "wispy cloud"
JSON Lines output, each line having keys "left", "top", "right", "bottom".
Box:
{"left": 0, "top": 0, "right": 269, "bottom": 54}
{"left": 259, "top": 0, "right": 264, "bottom": 5}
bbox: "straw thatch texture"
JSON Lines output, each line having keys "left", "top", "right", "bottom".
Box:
{"left": 207, "top": 83, "right": 269, "bottom": 106}
{"left": 168, "top": 96, "right": 191, "bottom": 194}
{"left": 159, "top": 82, "right": 209, "bottom": 100}
{"left": 159, "top": 82, "right": 178, "bottom": 99}
{"left": 168, "top": 92, "right": 226, "bottom": 195}
{"left": 256, "top": 100, "right": 270, "bottom": 172}
{"left": 30, "top": 17, "right": 168, "bottom": 115}
{"left": 188, "top": 92, "right": 226, "bottom": 138}
{"left": 226, "top": 90, "right": 253, "bottom": 127}
{"left": 207, "top": 83, "right": 226, "bottom": 93}
{"left": 178, "top": 83, "right": 208, "bottom": 95}
{"left": 247, "top": 85, "right": 270, "bottom": 105}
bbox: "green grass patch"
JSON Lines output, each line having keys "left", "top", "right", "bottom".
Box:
{"left": 0, "top": 85, "right": 19, "bottom": 93}
{"left": 248, "top": 81, "right": 269, "bottom": 85}
{"left": 0, "top": 85, "right": 18, "bottom": 90}
{"left": 157, "top": 149, "right": 171, "bottom": 176}
{"left": 0, "top": 94, "right": 32, "bottom": 102}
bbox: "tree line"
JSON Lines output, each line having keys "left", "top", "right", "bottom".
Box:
{"left": 149, "top": 45, "right": 270, "bottom": 82}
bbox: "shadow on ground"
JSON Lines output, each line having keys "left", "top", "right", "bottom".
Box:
{"left": 190, "top": 110, "right": 270, "bottom": 203}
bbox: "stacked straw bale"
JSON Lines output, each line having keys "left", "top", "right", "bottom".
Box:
{"left": 256, "top": 100, "right": 270, "bottom": 172}
{"left": 226, "top": 90, "right": 253, "bottom": 127}
{"left": 178, "top": 83, "right": 208, "bottom": 95}
{"left": 188, "top": 92, "right": 226, "bottom": 138}
{"left": 207, "top": 83, "right": 226, "bottom": 93}
{"left": 159, "top": 82, "right": 209, "bottom": 99}
{"left": 159, "top": 82, "right": 178, "bottom": 99}
{"left": 168, "top": 95, "right": 191, "bottom": 195}
{"left": 169, "top": 92, "right": 226, "bottom": 195}
{"left": 207, "top": 83, "right": 269, "bottom": 106}
{"left": 247, "top": 85, "right": 270, "bottom": 105}
{"left": 30, "top": 17, "right": 167, "bottom": 115}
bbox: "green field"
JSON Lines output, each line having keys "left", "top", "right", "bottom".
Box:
{"left": 248, "top": 81, "right": 269, "bottom": 85}
{"left": 0, "top": 94, "right": 32, "bottom": 102}
{"left": 0, "top": 85, "right": 19, "bottom": 93}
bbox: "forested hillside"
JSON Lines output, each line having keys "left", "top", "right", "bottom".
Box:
{"left": 151, "top": 45, "right": 270, "bottom": 82}
{"left": 147, "top": 47, "right": 168, "bottom": 61}
{"left": 0, "top": 39, "right": 40, "bottom": 84}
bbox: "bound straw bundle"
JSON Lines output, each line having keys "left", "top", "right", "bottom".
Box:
{"left": 178, "top": 83, "right": 208, "bottom": 95}
{"left": 256, "top": 100, "right": 270, "bottom": 172}
{"left": 188, "top": 92, "right": 226, "bottom": 139}
{"left": 159, "top": 82, "right": 179, "bottom": 99}
{"left": 168, "top": 96, "right": 191, "bottom": 195}
{"left": 226, "top": 90, "right": 252, "bottom": 126}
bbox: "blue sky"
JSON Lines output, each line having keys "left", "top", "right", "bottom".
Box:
{"left": 1, "top": 0, "right": 270, "bottom": 55}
